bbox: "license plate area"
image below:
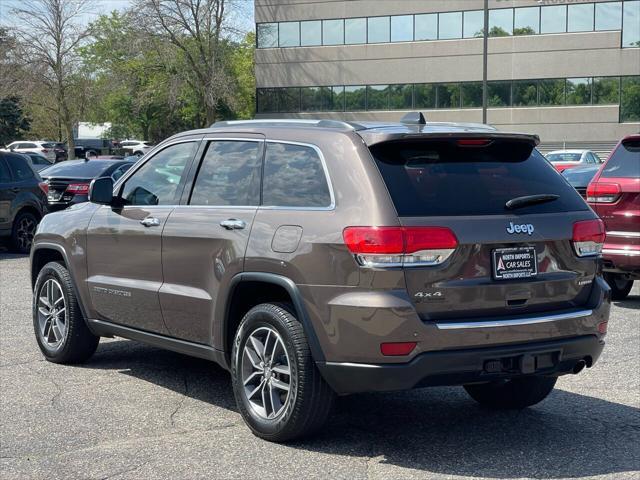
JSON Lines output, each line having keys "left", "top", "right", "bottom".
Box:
{"left": 492, "top": 246, "right": 537, "bottom": 280}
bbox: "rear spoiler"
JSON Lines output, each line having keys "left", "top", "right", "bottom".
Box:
{"left": 358, "top": 130, "right": 540, "bottom": 148}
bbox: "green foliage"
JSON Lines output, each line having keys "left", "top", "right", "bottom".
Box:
{"left": 513, "top": 26, "right": 537, "bottom": 36}
{"left": 0, "top": 97, "right": 31, "bottom": 146}
{"left": 621, "top": 76, "right": 640, "bottom": 122}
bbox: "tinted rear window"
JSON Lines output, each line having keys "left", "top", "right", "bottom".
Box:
{"left": 547, "top": 152, "right": 582, "bottom": 162}
{"left": 40, "top": 160, "right": 112, "bottom": 178}
{"left": 601, "top": 141, "right": 640, "bottom": 179}
{"left": 370, "top": 140, "right": 588, "bottom": 216}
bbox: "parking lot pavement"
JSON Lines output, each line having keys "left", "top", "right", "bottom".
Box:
{"left": 1, "top": 253, "right": 638, "bottom": 480}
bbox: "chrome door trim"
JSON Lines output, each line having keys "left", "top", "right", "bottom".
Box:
{"left": 435, "top": 309, "right": 594, "bottom": 330}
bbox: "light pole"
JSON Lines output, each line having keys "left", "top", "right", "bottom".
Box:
{"left": 482, "top": 0, "right": 489, "bottom": 124}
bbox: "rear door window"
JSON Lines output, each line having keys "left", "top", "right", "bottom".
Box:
{"left": 189, "top": 140, "right": 262, "bottom": 206}
{"left": 0, "top": 158, "right": 12, "bottom": 182}
{"left": 601, "top": 140, "right": 640, "bottom": 178}
{"left": 369, "top": 140, "right": 588, "bottom": 216}
{"left": 262, "top": 142, "right": 332, "bottom": 208}
{"left": 6, "top": 155, "right": 34, "bottom": 181}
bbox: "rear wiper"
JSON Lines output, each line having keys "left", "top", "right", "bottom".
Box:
{"left": 505, "top": 194, "right": 560, "bottom": 210}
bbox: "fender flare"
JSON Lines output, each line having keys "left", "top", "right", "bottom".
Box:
{"left": 223, "top": 272, "right": 326, "bottom": 362}
{"left": 31, "top": 242, "right": 97, "bottom": 335}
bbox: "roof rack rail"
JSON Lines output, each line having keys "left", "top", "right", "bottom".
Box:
{"left": 210, "top": 119, "right": 361, "bottom": 130}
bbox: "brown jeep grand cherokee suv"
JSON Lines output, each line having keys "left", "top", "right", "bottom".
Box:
{"left": 31, "top": 115, "right": 610, "bottom": 441}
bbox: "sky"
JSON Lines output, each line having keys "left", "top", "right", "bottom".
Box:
{"left": 0, "top": 0, "right": 255, "bottom": 31}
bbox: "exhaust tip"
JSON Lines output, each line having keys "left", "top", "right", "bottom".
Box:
{"left": 573, "top": 360, "right": 587, "bottom": 374}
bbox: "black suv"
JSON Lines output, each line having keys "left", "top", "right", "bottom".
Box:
{"left": 1, "top": 152, "right": 48, "bottom": 253}
{"left": 30, "top": 116, "right": 610, "bottom": 441}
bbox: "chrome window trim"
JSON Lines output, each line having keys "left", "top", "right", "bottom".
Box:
{"left": 435, "top": 309, "right": 593, "bottom": 330}
{"left": 260, "top": 139, "right": 336, "bottom": 211}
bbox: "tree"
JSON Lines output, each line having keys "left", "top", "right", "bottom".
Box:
{"left": 11, "top": 0, "right": 90, "bottom": 158}
{"left": 513, "top": 26, "right": 537, "bottom": 36}
{"left": 0, "top": 97, "right": 31, "bottom": 145}
{"left": 133, "top": 0, "right": 239, "bottom": 126}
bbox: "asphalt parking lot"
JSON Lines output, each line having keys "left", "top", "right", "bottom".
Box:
{"left": 1, "top": 253, "right": 639, "bottom": 479}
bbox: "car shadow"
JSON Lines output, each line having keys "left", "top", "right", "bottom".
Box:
{"left": 613, "top": 293, "right": 640, "bottom": 311}
{"left": 86, "top": 339, "right": 640, "bottom": 479}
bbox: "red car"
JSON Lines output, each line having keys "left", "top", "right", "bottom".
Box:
{"left": 587, "top": 135, "right": 640, "bottom": 299}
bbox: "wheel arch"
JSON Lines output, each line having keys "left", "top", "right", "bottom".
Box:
{"left": 30, "top": 243, "right": 94, "bottom": 332}
{"left": 222, "top": 272, "right": 325, "bottom": 366}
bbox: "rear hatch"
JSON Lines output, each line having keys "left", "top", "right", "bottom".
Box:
{"left": 368, "top": 137, "right": 601, "bottom": 321}
{"left": 588, "top": 138, "right": 640, "bottom": 260}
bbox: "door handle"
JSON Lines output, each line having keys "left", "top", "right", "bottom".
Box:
{"left": 140, "top": 217, "right": 161, "bottom": 227}
{"left": 220, "top": 219, "right": 246, "bottom": 230}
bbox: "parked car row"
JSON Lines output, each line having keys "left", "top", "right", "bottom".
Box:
{"left": 3, "top": 138, "right": 154, "bottom": 162}
{"left": 0, "top": 152, "right": 137, "bottom": 252}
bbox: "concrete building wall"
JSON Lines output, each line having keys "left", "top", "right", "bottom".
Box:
{"left": 254, "top": 0, "right": 640, "bottom": 148}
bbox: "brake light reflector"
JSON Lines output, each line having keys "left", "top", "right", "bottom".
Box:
{"left": 586, "top": 182, "right": 621, "bottom": 203}
{"left": 343, "top": 226, "right": 458, "bottom": 267}
{"left": 66, "top": 183, "right": 90, "bottom": 195}
{"left": 457, "top": 139, "right": 492, "bottom": 147}
{"left": 381, "top": 342, "right": 417, "bottom": 356}
{"left": 572, "top": 219, "right": 605, "bottom": 257}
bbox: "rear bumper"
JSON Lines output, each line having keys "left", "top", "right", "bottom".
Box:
{"left": 317, "top": 335, "right": 604, "bottom": 395}
{"left": 602, "top": 243, "right": 640, "bottom": 276}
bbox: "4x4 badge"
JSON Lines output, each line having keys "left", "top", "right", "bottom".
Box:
{"left": 506, "top": 222, "right": 534, "bottom": 235}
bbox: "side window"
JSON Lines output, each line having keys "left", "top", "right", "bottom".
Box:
{"left": 111, "top": 164, "right": 133, "bottom": 181}
{"left": 22, "top": 143, "right": 36, "bottom": 148}
{"left": 6, "top": 155, "right": 34, "bottom": 180}
{"left": 262, "top": 142, "right": 331, "bottom": 208}
{"left": 32, "top": 156, "right": 50, "bottom": 165}
{"left": 120, "top": 141, "right": 197, "bottom": 206}
{"left": 190, "top": 141, "right": 262, "bottom": 206}
{"left": 0, "top": 158, "right": 12, "bottom": 182}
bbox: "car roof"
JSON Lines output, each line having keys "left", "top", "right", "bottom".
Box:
{"left": 166, "top": 114, "right": 539, "bottom": 147}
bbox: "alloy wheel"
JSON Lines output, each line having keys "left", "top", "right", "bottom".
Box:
{"left": 241, "top": 326, "right": 292, "bottom": 419}
{"left": 36, "top": 279, "right": 68, "bottom": 348}
{"left": 16, "top": 216, "right": 36, "bottom": 251}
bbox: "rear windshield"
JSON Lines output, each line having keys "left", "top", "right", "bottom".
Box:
{"left": 547, "top": 152, "right": 581, "bottom": 162}
{"left": 601, "top": 140, "right": 640, "bottom": 179}
{"left": 40, "top": 160, "right": 112, "bottom": 178}
{"left": 370, "top": 140, "right": 588, "bottom": 216}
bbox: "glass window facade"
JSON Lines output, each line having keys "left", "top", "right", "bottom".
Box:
{"left": 391, "top": 15, "right": 413, "bottom": 42}
{"left": 278, "top": 22, "right": 300, "bottom": 47}
{"left": 438, "top": 12, "right": 462, "bottom": 40}
{"left": 300, "top": 20, "right": 321, "bottom": 46}
{"left": 568, "top": 3, "right": 594, "bottom": 32}
{"left": 595, "top": 2, "right": 622, "bottom": 30}
{"left": 345, "top": 18, "right": 367, "bottom": 44}
{"left": 540, "top": 5, "right": 567, "bottom": 34}
{"left": 623, "top": 1, "right": 640, "bottom": 47}
{"left": 463, "top": 10, "right": 484, "bottom": 39}
{"left": 514, "top": 7, "right": 540, "bottom": 35}
{"left": 414, "top": 14, "right": 437, "bottom": 41}
{"left": 257, "top": 2, "right": 637, "bottom": 47}
{"left": 322, "top": 19, "right": 344, "bottom": 45}
{"left": 257, "top": 76, "right": 638, "bottom": 118}
{"left": 368, "top": 16, "right": 390, "bottom": 43}
{"left": 489, "top": 9, "right": 513, "bottom": 37}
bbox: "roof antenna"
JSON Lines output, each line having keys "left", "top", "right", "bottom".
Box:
{"left": 400, "top": 112, "right": 426, "bottom": 125}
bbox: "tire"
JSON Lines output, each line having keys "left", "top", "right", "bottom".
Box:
{"left": 464, "top": 376, "right": 557, "bottom": 409}
{"left": 604, "top": 273, "right": 633, "bottom": 301}
{"left": 10, "top": 210, "right": 38, "bottom": 254}
{"left": 231, "top": 303, "right": 335, "bottom": 442}
{"left": 33, "top": 261, "right": 99, "bottom": 364}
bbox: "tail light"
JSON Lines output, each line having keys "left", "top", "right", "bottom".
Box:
{"left": 41, "top": 148, "right": 50, "bottom": 153}
{"left": 380, "top": 342, "right": 417, "bottom": 356}
{"left": 66, "top": 183, "right": 90, "bottom": 195}
{"left": 343, "top": 226, "right": 458, "bottom": 268}
{"left": 587, "top": 182, "right": 621, "bottom": 203}
{"left": 572, "top": 219, "right": 605, "bottom": 257}
{"left": 457, "top": 139, "right": 492, "bottom": 147}
{"left": 38, "top": 182, "right": 48, "bottom": 195}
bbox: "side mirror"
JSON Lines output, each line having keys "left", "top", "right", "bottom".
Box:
{"left": 89, "top": 177, "right": 115, "bottom": 205}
